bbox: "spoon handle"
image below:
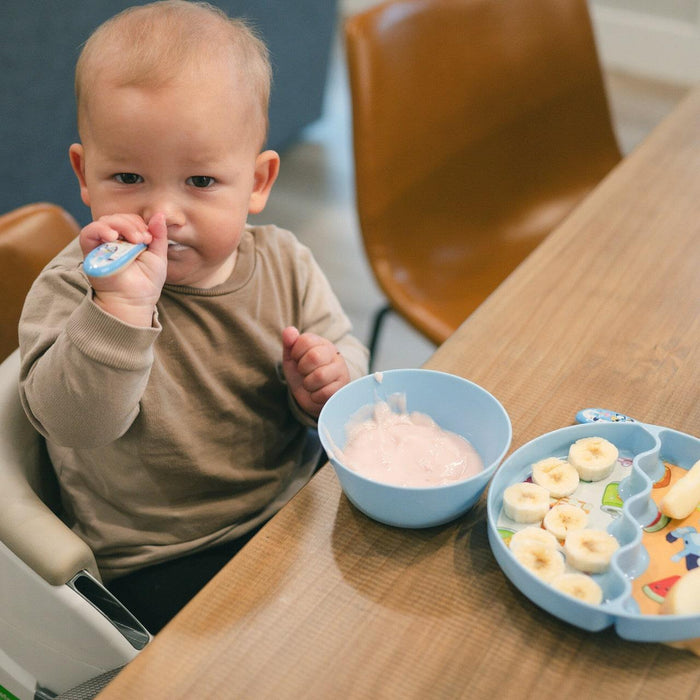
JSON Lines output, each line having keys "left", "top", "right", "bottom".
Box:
{"left": 83, "top": 240, "right": 147, "bottom": 277}
{"left": 576, "top": 408, "right": 637, "bottom": 424}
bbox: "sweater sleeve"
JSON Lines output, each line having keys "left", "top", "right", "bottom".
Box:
{"left": 291, "top": 239, "right": 369, "bottom": 425}
{"left": 18, "top": 250, "right": 160, "bottom": 449}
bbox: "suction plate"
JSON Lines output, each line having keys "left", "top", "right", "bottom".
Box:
{"left": 486, "top": 421, "right": 700, "bottom": 643}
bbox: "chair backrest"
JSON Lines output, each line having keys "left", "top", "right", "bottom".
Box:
{"left": 345, "top": 0, "right": 621, "bottom": 343}
{"left": 346, "top": 0, "right": 620, "bottom": 226}
{"left": 0, "top": 202, "right": 79, "bottom": 361}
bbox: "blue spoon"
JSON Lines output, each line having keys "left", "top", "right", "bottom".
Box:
{"left": 83, "top": 240, "right": 147, "bottom": 277}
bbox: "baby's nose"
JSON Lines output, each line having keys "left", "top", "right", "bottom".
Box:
{"left": 144, "top": 193, "right": 185, "bottom": 228}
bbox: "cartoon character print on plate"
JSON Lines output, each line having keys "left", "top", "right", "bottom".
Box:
{"left": 633, "top": 462, "right": 699, "bottom": 615}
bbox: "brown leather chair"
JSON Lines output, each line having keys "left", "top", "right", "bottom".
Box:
{"left": 345, "top": 0, "right": 622, "bottom": 364}
{"left": 0, "top": 202, "right": 79, "bottom": 361}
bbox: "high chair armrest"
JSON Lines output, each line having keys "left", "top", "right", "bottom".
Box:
{"left": 0, "top": 349, "right": 100, "bottom": 585}
{"left": 0, "top": 487, "right": 100, "bottom": 586}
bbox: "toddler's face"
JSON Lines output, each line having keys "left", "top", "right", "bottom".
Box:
{"left": 71, "top": 68, "right": 277, "bottom": 288}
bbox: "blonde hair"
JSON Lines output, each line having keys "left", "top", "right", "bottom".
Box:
{"left": 75, "top": 0, "right": 272, "bottom": 145}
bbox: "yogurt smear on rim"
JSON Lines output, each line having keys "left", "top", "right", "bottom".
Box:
{"left": 338, "top": 400, "right": 483, "bottom": 487}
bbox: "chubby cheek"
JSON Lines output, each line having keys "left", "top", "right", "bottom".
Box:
{"left": 84, "top": 186, "right": 131, "bottom": 220}
{"left": 86, "top": 198, "right": 113, "bottom": 220}
{"left": 201, "top": 207, "right": 247, "bottom": 249}
{"left": 201, "top": 223, "right": 244, "bottom": 262}
{"left": 177, "top": 218, "right": 245, "bottom": 281}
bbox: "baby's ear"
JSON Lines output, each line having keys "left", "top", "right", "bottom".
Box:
{"left": 69, "top": 143, "right": 91, "bottom": 207}
{"left": 249, "top": 150, "right": 280, "bottom": 214}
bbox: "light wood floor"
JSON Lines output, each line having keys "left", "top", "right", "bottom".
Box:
{"left": 251, "top": 39, "right": 690, "bottom": 371}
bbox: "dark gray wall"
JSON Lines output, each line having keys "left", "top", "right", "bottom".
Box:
{"left": 1, "top": 1, "right": 338, "bottom": 224}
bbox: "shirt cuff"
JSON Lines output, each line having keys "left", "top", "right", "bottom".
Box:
{"left": 66, "top": 291, "right": 161, "bottom": 370}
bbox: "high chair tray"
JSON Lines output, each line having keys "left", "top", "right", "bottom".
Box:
{"left": 486, "top": 420, "right": 700, "bottom": 643}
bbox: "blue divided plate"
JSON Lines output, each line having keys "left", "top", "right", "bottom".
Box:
{"left": 486, "top": 420, "right": 700, "bottom": 643}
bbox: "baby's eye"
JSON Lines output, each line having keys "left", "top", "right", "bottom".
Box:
{"left": 188, "top": 176, "right": 216, "bottom": 188}
{"left": 114, "top": 173, "right": 143, "bottom": 185}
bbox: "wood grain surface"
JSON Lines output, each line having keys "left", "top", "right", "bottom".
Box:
{"left": 98, "top": 87, "right": 700, "bottom": 699}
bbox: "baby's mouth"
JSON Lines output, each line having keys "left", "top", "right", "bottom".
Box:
{"left": 167, "top": 240, "right": 188, "bottom": 252}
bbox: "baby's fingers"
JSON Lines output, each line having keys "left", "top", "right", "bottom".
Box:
{"left": 303, "top": 351, "right": 350, "bottom": 395}
{"left": 293, "top": 339, "right": 339, "bottom": 377}
{"left": 145, "top": 213, "right": 169, "bottom": 258}
{"left": 80, "top": 214, "right": 149, "bottom": 255}
{"left": 309, "top": 377, "right": 347, "bottom": 406}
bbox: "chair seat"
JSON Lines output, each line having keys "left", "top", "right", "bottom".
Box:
{"left": 364, "top": 109, "right": 620, "bottom": 344}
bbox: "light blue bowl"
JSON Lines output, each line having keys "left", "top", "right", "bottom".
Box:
{"left": 318, "top": 369, "right": 512, "bottom": 528}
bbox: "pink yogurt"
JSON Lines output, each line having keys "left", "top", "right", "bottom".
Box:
{"left": 338, "top": 400, "right": 483, "bottom": 487}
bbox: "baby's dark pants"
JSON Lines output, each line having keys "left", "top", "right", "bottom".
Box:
{"left": 106, "top": 524, "right": 264, "bottom": 634}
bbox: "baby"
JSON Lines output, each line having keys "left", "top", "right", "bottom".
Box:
{"left": 19, "top": 0, "right": 367, "bottom": 632}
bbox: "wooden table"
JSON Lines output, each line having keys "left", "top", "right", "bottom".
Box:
{"left": 98, "top": 88, "right": 700, "bottom": 699}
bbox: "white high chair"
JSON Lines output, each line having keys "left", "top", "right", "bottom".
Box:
{"left": 0, "top": 348, "right": 150, "bottom": 699}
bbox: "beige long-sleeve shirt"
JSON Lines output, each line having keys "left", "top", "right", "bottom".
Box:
{"left": 19, "top": 224, "right": 367, "bottom": 580}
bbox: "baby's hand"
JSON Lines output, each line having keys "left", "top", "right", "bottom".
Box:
{"left": 80, "top": 213, "right": 169, "bottom": 326}
{"left": 282, "top": 326, "right": 351, "bottom": 418}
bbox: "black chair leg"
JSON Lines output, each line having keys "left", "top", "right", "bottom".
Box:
{"left": 367, "top": 304, "right": 391, "bottom": 372}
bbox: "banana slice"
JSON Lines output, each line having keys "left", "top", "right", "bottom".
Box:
{"left": 660, "top": 459, "right": 700, "bottom": 520}
{"left": 564, "top": 528, "right": 619, "bottom": 574}
{"left": 551, "top": 573, "right": 604, "bottom": 605}
{"left": 543, "top": 504, "right": 588, "bottom": 541}
{"left": 502, "top": 482, "right": 551, "bottom": 523}
{"left": 661, "top": 568, "right": 700, "bottom": 656}
{"left": 509, "top": 526, "right": 560, "bottom": 553}
{"left": 568, "top": 436, "right": 618, "bottom": 481}
{"left": 511, "top": 540, "right": 566, "bottom": 582}
{"left": 531, "top": 457, "right": 580, "bottom": 498}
